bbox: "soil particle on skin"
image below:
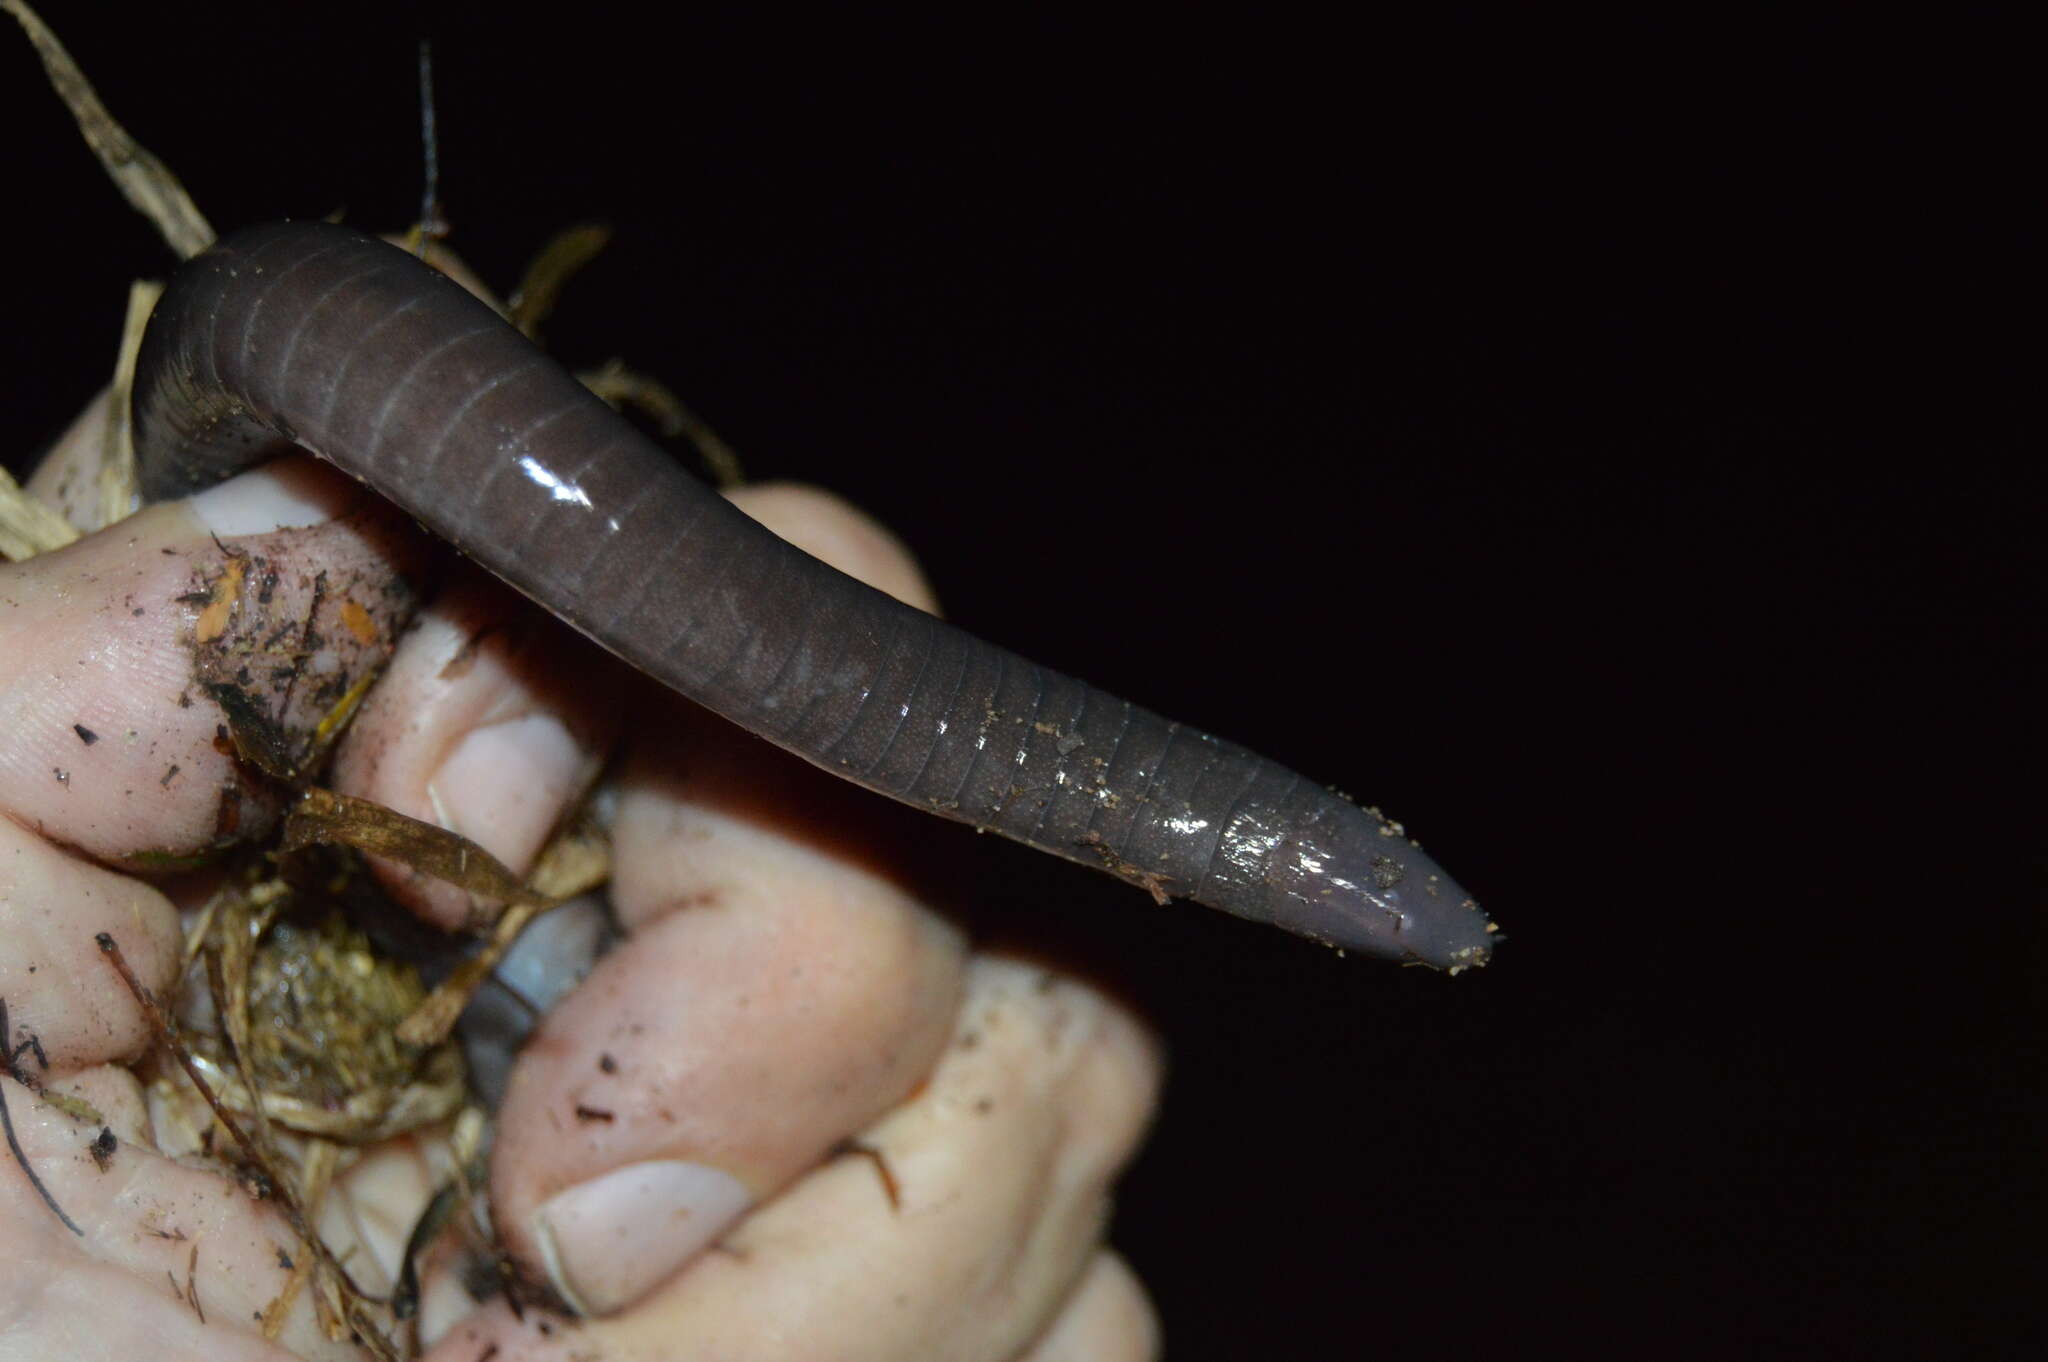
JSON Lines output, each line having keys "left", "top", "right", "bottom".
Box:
{"left": 183, "top": 511, "right": 426, "bottom": 786}
{"left": 88, "top": 1126, "right": 117, "bottom": 1170}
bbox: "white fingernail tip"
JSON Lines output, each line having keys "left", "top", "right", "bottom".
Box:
{"left": 414, "top": 1268, "right": 479, "bottom": 1348}
{"left": 531, "top": 1160, "right": 753, "bottom": 1316}
{"left": 185, "top": 456, "right": 355, "bottom": 534}
{"left": 426, "top": 712, "right": 584, "bottom": 849}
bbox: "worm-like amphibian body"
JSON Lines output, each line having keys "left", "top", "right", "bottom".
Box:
{"left": 132, "top": 222, "right": 1494, "bottom": 969}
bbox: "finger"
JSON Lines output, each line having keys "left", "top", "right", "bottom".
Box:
{"left": 0, "top": 450, "right": 439, "bottom": 1362}
{"left": 44, "top": 1062, "right": 153, "bottom": 1149}
{"left": 330, "top": 567, "right": 624, "bottom": 930}
{"left": 1014, "top": 1252, "right": 1162, "bottom": 1362}
{"left": 431, "top": 958, "right": 1163, "bottom": 1362}
{"left": 487, "top": 714, "right": 969, "bottom": 1318}
{"left": 0, "top": 456, "right": 427, "bottom": 865}
{"left": 477, "top": 482, "right": 963, "bottom": 1318}
{"left": 1, "top": 1076, "right": 373, "bottom": 1361}
{"left": 723, "top": 481, "right": 940, "bottom": 613}
{"left": 0, "top": 817, "right": 180, "bottom": 1070}
{"left": 22, "top": 384, "right": 115, "bottom": 531}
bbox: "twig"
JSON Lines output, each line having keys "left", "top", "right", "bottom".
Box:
{"left": 0, "top": 998, "right": 83, "bottom": 1235}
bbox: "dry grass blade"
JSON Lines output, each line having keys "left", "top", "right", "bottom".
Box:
{"left": 286, "top": 789, "right": 548, "bottom": 914}
{"left": 524, "top": 804, "right": 612, "bottom": 903}
{"left": 95, "top": 280, "right": 157, "bottom": 530}
{"left": 97, "top": 932, "right": 404, "bottom": 1361}
{"left": 580, "top": 358, "right": 746, "bottom": 488}
{"left": 509, "top": 222, "right": 613, "bottom": 338}
{"left": 285, "top": 789, "right": 610, "bottom": 1047}
{"left": 396, "top": 898, "right": 543, "bottom": 1048}
{"left": 396, "top": 807, "right": 610, "bottom": 1047}
{"left": 261, "top": 1244, "right": 320, "bottom": 1342}
{"left": 0, "top": 463, "right": 79, "bottom": 561}
{"left": 204, "top": 889, "right": 288, "bottom": 1166}
{"left": 5, "top": 0, "right": 215, "bottom": 260}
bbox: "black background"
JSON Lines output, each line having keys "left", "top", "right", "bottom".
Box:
{"left": 3, "top": 8, "right": 2034, "bottom": 1358}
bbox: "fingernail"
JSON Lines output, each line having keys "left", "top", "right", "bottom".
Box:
{"left": 414, "top": 1267, "right": 477, "bottom": 1349}
{"left": 185, "top": 456, "right": 354, "bottom": 533}
{"left": 531, "top": 1160, "right": 753, "bottom": 1316}
{"left": 426, "top": 712, "right": 586, "bottom": 852}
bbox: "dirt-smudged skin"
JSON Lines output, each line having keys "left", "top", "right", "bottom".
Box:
{"left": 185, "top": 506, "right": 425, "bottom": 786}
{"left": 0, "top": 494, "right": 424, "bottom": 870}
{"left": 132, "top": 221, "right": 1496, "bottom": 968}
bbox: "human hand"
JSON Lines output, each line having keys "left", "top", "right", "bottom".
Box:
{"left": 1, "top": 400, "right": 1162, "bottom": 1359}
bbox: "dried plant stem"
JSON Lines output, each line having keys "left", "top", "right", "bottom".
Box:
{"left": 4, "top": 0, "right": 214, "bottom": 259}
{"left": 97, "top": 932, "right": 401, "bottom": 1361}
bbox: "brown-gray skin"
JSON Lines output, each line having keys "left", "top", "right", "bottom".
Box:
{"left": 132, "top": 221, "right": 1495, "bottom": 969}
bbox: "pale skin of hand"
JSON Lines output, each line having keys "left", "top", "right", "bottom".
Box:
{"left": 0, "top": 391, "right": 1163, "bottom": 1360}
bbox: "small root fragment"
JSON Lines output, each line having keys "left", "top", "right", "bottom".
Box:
{"left": 831, "top": 1137, "right": 903, "bottom": 1212}
{"left": 0, "top": 999, "right": 83, "bottom": 1236}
